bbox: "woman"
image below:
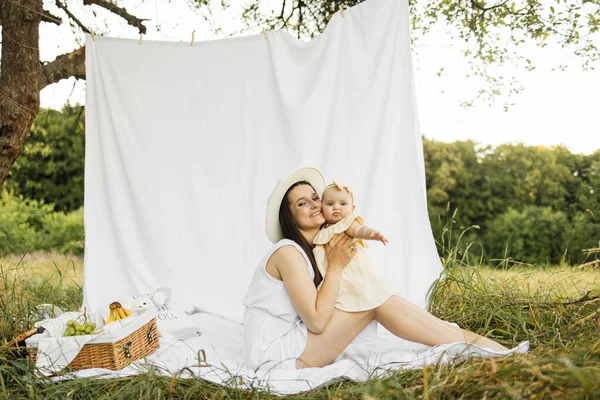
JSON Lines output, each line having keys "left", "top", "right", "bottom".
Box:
{"left": 243, "top": 166, "right": 526, "bottom": 370}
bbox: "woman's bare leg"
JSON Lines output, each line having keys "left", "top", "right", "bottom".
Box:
{"left": 296, "top": 308, "right": 375, "bottom": 368}
{"left": 375, "top": 295, "right": 509, "bottom": 352}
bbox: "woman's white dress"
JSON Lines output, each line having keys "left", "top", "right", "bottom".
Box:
{"left": 243, "top": 239, "right": 313, "bottom": 370}
{"left": 243, "top": 239, "right": 531, "bottom": 373}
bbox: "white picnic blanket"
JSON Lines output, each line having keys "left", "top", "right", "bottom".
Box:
{"left": 58, "top": 312, "right": 527, "bottom": 395}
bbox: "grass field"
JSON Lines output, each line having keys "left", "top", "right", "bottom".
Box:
{"left": 0, "top": 252, "right": 599, "bottom": 399}
{"left": 0, "top": 252, "right": 83, "bottom": 288}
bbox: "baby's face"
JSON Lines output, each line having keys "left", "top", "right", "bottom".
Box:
{"left": 322, "top": 188, "right": 355, "bottom": 224}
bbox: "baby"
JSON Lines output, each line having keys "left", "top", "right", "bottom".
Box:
{"left": 312, "top": 180, "right": 393, "bottom": 311}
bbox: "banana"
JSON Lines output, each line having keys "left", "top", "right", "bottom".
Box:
{"left": 106, "top": 301, "right": 134, "bottom": 324}
{"left": 115, "top": 307, "right": 128, "bottom": 320}
{"left": 110, "top": 301, "right": 121, "bottom": 310}
{"left": 121, "top": 306, "right": 134, "bottom": 317}
{"left": 105, "top": 309, "right": 117, "bottom": 324}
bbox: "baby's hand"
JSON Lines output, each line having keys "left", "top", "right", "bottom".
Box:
{"left": 369, "top": 231, "right": 389, "bottom": 245}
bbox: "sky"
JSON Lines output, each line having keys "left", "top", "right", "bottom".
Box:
{"left": 35, "top": 0, "right": 600, "bottom": 155}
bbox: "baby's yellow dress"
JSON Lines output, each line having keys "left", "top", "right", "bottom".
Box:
{"left": 312, "top": 214, "right": 394, "bottom": 312}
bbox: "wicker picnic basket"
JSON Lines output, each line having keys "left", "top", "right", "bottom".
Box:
{"left": 26, "top": 315, "right": 160, "bottom": 371}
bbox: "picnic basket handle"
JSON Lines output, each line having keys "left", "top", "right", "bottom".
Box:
{"left": 7, "top": 327, "right": 45, "bottom": 347}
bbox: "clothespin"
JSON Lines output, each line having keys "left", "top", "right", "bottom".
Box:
{"left": 138, "top": 34, "right": 143, "bottom": 44}
{"left": 190, "top": 30, "right": 196, "bottom": 46}
{"left": 90, "top": 30, "right": 96, "bottom": 41}
{"left": 339, "top": 4, "right": 345, "bottom": 18}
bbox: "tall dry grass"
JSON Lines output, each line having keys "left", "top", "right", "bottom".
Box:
{"left": 0, "top": 252, "right": 83, "bottom": 289}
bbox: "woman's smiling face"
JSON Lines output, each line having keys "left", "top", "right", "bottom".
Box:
{"left": 287, "top": 184, "right": 325, "bottom": 230}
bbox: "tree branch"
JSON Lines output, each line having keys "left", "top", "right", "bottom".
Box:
{"left": 471, "top": 0, "right": 509, "bottom": 13}
{"left": 514, "top": 291, "right": 600, "bottom": 310}
{"left": 39, "top": 47, "right": 86, "bottom": 90}
{"left": 279, "top": 0, "right": 287, "bottom": 20}
{"left": 82, "top": 0, "right": 147, "bottom": 34}
{"left": 3, "top": 0, "right": 62, "bottom": 26}
{"left": 40, "top": 8, "right": 62, "bottom": 25}
{"left": 281, "top": 2, "right": 297, "bottom": 30}
{"left": 55, "top": 0, "right": 90, "bottom": 33}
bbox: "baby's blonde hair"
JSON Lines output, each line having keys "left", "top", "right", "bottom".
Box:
{"left": 322, "top": 181, "right": 355, "bottom": 203}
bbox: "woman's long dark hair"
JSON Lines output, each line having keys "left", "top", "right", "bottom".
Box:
{"left": 279, "top": 181, "right": 323, "bottom": 288}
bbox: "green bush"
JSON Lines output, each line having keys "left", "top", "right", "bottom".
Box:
{"left": 5, "top": 106, "right": 85, "bottom": 212}
{"left": 41, "top": 207, "right": 85, "bottom": 255}
{"left": 483, "top": 206, "right": 568, "bottom": 265}
{"left": 0, "top": 190, "right": 84, "bottom": 256}
{"left": 562, "top": 210, "right": 600, "bottom": 264}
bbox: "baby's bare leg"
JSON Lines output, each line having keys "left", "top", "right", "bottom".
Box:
{"left": 375, "top": 295, "right": 509, "bottom": 352}
{"left": 296, "top": 308, "right": 375, "bottom": 368}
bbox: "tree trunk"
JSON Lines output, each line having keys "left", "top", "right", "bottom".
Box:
{"left": 0, "top": 0, "right": 42, "bottom": 187}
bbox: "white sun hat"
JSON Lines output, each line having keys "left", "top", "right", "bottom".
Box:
{"left": 265, "top": 166, "right": 326, "bottom": 243}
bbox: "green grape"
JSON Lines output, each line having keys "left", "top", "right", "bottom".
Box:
{"left": 66, "top": 320, "right": 74, "bottom": 327}
{"left": 85, "top": 327, "right": 92, "bottom": 334}
{"left": 90, "top": 323, "right": 97, "bottom": 330}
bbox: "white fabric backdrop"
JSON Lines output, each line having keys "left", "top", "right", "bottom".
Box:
{"left": 83, "top": 0, "right": 442, "bottom": 322}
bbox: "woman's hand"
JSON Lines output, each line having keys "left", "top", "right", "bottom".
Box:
{"left": 324, "top": 233, "right": 357, "bottom": 271}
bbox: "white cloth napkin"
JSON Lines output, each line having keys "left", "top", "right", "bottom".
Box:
{"left": 29, "top": 312, "right": 104, "bottom": 373}
{"left": 35, "top": 334, "right": 99, "bottom": 373}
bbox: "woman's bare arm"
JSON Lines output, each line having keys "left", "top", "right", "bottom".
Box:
{"left": 273, "top": 235, "right": 355, "bottom": 333}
